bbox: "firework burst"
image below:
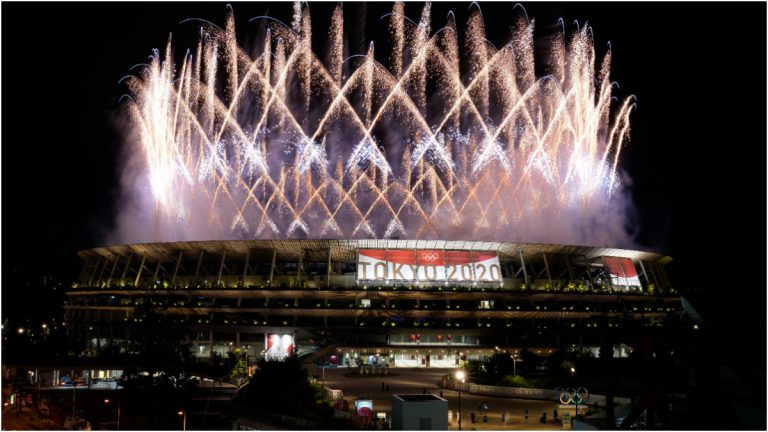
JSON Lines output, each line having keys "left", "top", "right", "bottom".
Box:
{"left": 119, "top": 2, "right": 635, "bottom": 244}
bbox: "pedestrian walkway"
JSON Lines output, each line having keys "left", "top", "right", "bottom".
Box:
{"left": 320, "top": 367, "right": 561, "bottom": 431}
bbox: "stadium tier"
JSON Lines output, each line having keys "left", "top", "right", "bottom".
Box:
{"left": 66, "top": 240, "right": 682, "bottom": 366}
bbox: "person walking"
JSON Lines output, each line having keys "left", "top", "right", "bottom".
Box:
{"left": 524, "top": 408, "right": 528, "bottom": 423}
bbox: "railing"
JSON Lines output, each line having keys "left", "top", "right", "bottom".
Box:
{"left": 62, "top": 297, "right": 685, "bottom": 315}
{"left": 69, "top": 282, "right": 675, "bottom": 299}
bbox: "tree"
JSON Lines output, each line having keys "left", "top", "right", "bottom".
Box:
{"left": 229, "top": 349, "right": 248, "bottom": 385}
{"left": 118, "top": 303, "right": 198, "bottom": 429}
{"left": 518, "top": 349, "right": 542, "bottom": 375}
{"left": 233, "top": 357, "right": 336, "bottom": 424}
{"left": 484, "top": 353, "right": 516, "bottom": 381}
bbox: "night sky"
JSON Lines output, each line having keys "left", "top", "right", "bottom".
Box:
{"left": 2, "top": 3, "right": 765, "bottom": 338}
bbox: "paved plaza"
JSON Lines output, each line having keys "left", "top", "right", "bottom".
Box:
{"left": 318, "top": 367, "right": 562, "bottom": 430}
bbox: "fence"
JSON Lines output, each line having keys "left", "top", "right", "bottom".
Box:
{"left": 454, "top": 382, "right": 630, "bottom": 407}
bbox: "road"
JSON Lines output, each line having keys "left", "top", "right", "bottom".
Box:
{"left": 318, "top": 367, "right": 562, "bottom": 430}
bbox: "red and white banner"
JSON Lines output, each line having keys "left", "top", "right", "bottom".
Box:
{"left": 355, "top": 400, "right": 373, "bottom": 417}
{"left": 602, "top": 257, "right": 641, "bottom": 288}
{"left": 265, "top": 334, "right": 294, "bottom": 361}
{"left": 357, "top": 249, "right": 501, "bottom": 283}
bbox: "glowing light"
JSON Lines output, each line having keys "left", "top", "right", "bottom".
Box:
{"left": 120, "top": 3, "right": 634, "bottom": 243}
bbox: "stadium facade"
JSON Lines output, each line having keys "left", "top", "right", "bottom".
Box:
{"left": 65, "top": 240, "right": 682, "bottom": 367}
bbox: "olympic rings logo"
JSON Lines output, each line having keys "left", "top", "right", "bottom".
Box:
{"left": 554, "top": 387, "right": 588, "bottom": 405}
{"left": 421, "top": 252, "right": 439, "bottom": 262}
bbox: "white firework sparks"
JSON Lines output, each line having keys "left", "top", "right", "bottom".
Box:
{"left": 120, "top": 2, "right": 635, "bottom": 244}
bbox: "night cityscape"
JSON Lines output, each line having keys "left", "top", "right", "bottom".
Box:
{"left": 1, "top": 2, "right": 765, "bottom": 431}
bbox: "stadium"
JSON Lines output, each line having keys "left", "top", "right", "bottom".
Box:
{"left": 65, "top": 239, "right": 683, "bottom": 367}
{"left": 64, "top": 3, "right": 687, "bottom": 371}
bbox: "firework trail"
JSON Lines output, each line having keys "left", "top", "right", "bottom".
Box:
{"left": 117, "top": 2, "right": 636, "bottom": 246}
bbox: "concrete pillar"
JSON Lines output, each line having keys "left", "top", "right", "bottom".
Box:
{"left": 134, "top": 255, "right": 147, "bottom": 288}
{"left": 152, "top": 260, "right": 162, "bottom": 287}
{"left": 106, "top": 256, "right": 120, "bottom": 287}
{"left": 216, "top": 250, "right": 227, "bottom": 287}
{"left": 87, "top": 256, "right": 103, "bottom": 287}
{"left": 518, "top": 251, "right": 529, "bottom": 285}
{"left": 296, "top": 253, "right": 303, "bottom": 287}
{"left": 119, "top": 255, "right": 133, "bottom": 285}
{"left": 269, "top": 249, "right": 277, "bottom": 288}
{"left": 542, "top": 253, "right": 553, "bottom": 288}
{"left": 171, "top": 251, "right": 183, "bottom": 287}
{"left": 194, "top": 250, "right": 205, "bottom": 281}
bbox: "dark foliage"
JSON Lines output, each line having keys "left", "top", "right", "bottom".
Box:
{"left": 233, "top": 357, "right": 342, "bottom": 426}
{"left": 118, "top": 304, "right": 198, "bottom": 429}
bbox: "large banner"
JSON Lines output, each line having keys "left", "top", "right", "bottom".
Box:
{"left": 355, "top": 399, "right": 373, "bottom": 417}
{"left": 265, "top": 334, "right": 294, "bottom": 361}
{"left": 357, "top": 249, "right": 501, "bottom": 283}
{"left": 602, "top": 257, "right": 641, "bottom": 288}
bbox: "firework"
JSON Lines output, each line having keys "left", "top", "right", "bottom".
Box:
{"left": 120, "top": 2, "right": 635, "bottom": 244}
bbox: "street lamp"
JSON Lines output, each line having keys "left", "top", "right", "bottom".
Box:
{"left": 105, "top": 398, "right": 121, "bottom": 430}
{"left": 71, "top": 382, "right": 78, "bottom": 430}
{"left": 510, "top": 354, "right": 519, "bottom": 376}
{"left": 177, "top": 410, "right": 187, "bottom": 431}
{"left": 455, "top": 370, "right": 466, "bottom": 431}
{"left": 243, "top": 345, "right": 250, "bottom": 377}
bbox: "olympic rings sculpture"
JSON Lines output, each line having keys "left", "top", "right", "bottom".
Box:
{"left": 554, "top": 387, "right": 589, "bottom": 405}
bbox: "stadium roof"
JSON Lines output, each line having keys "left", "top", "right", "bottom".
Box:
{"left": 79, "top": 239, "right": 671, "bottom": 265}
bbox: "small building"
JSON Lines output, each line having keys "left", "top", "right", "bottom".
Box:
{"left": 391, "top": 394, "right": 448, "bottom": 430}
